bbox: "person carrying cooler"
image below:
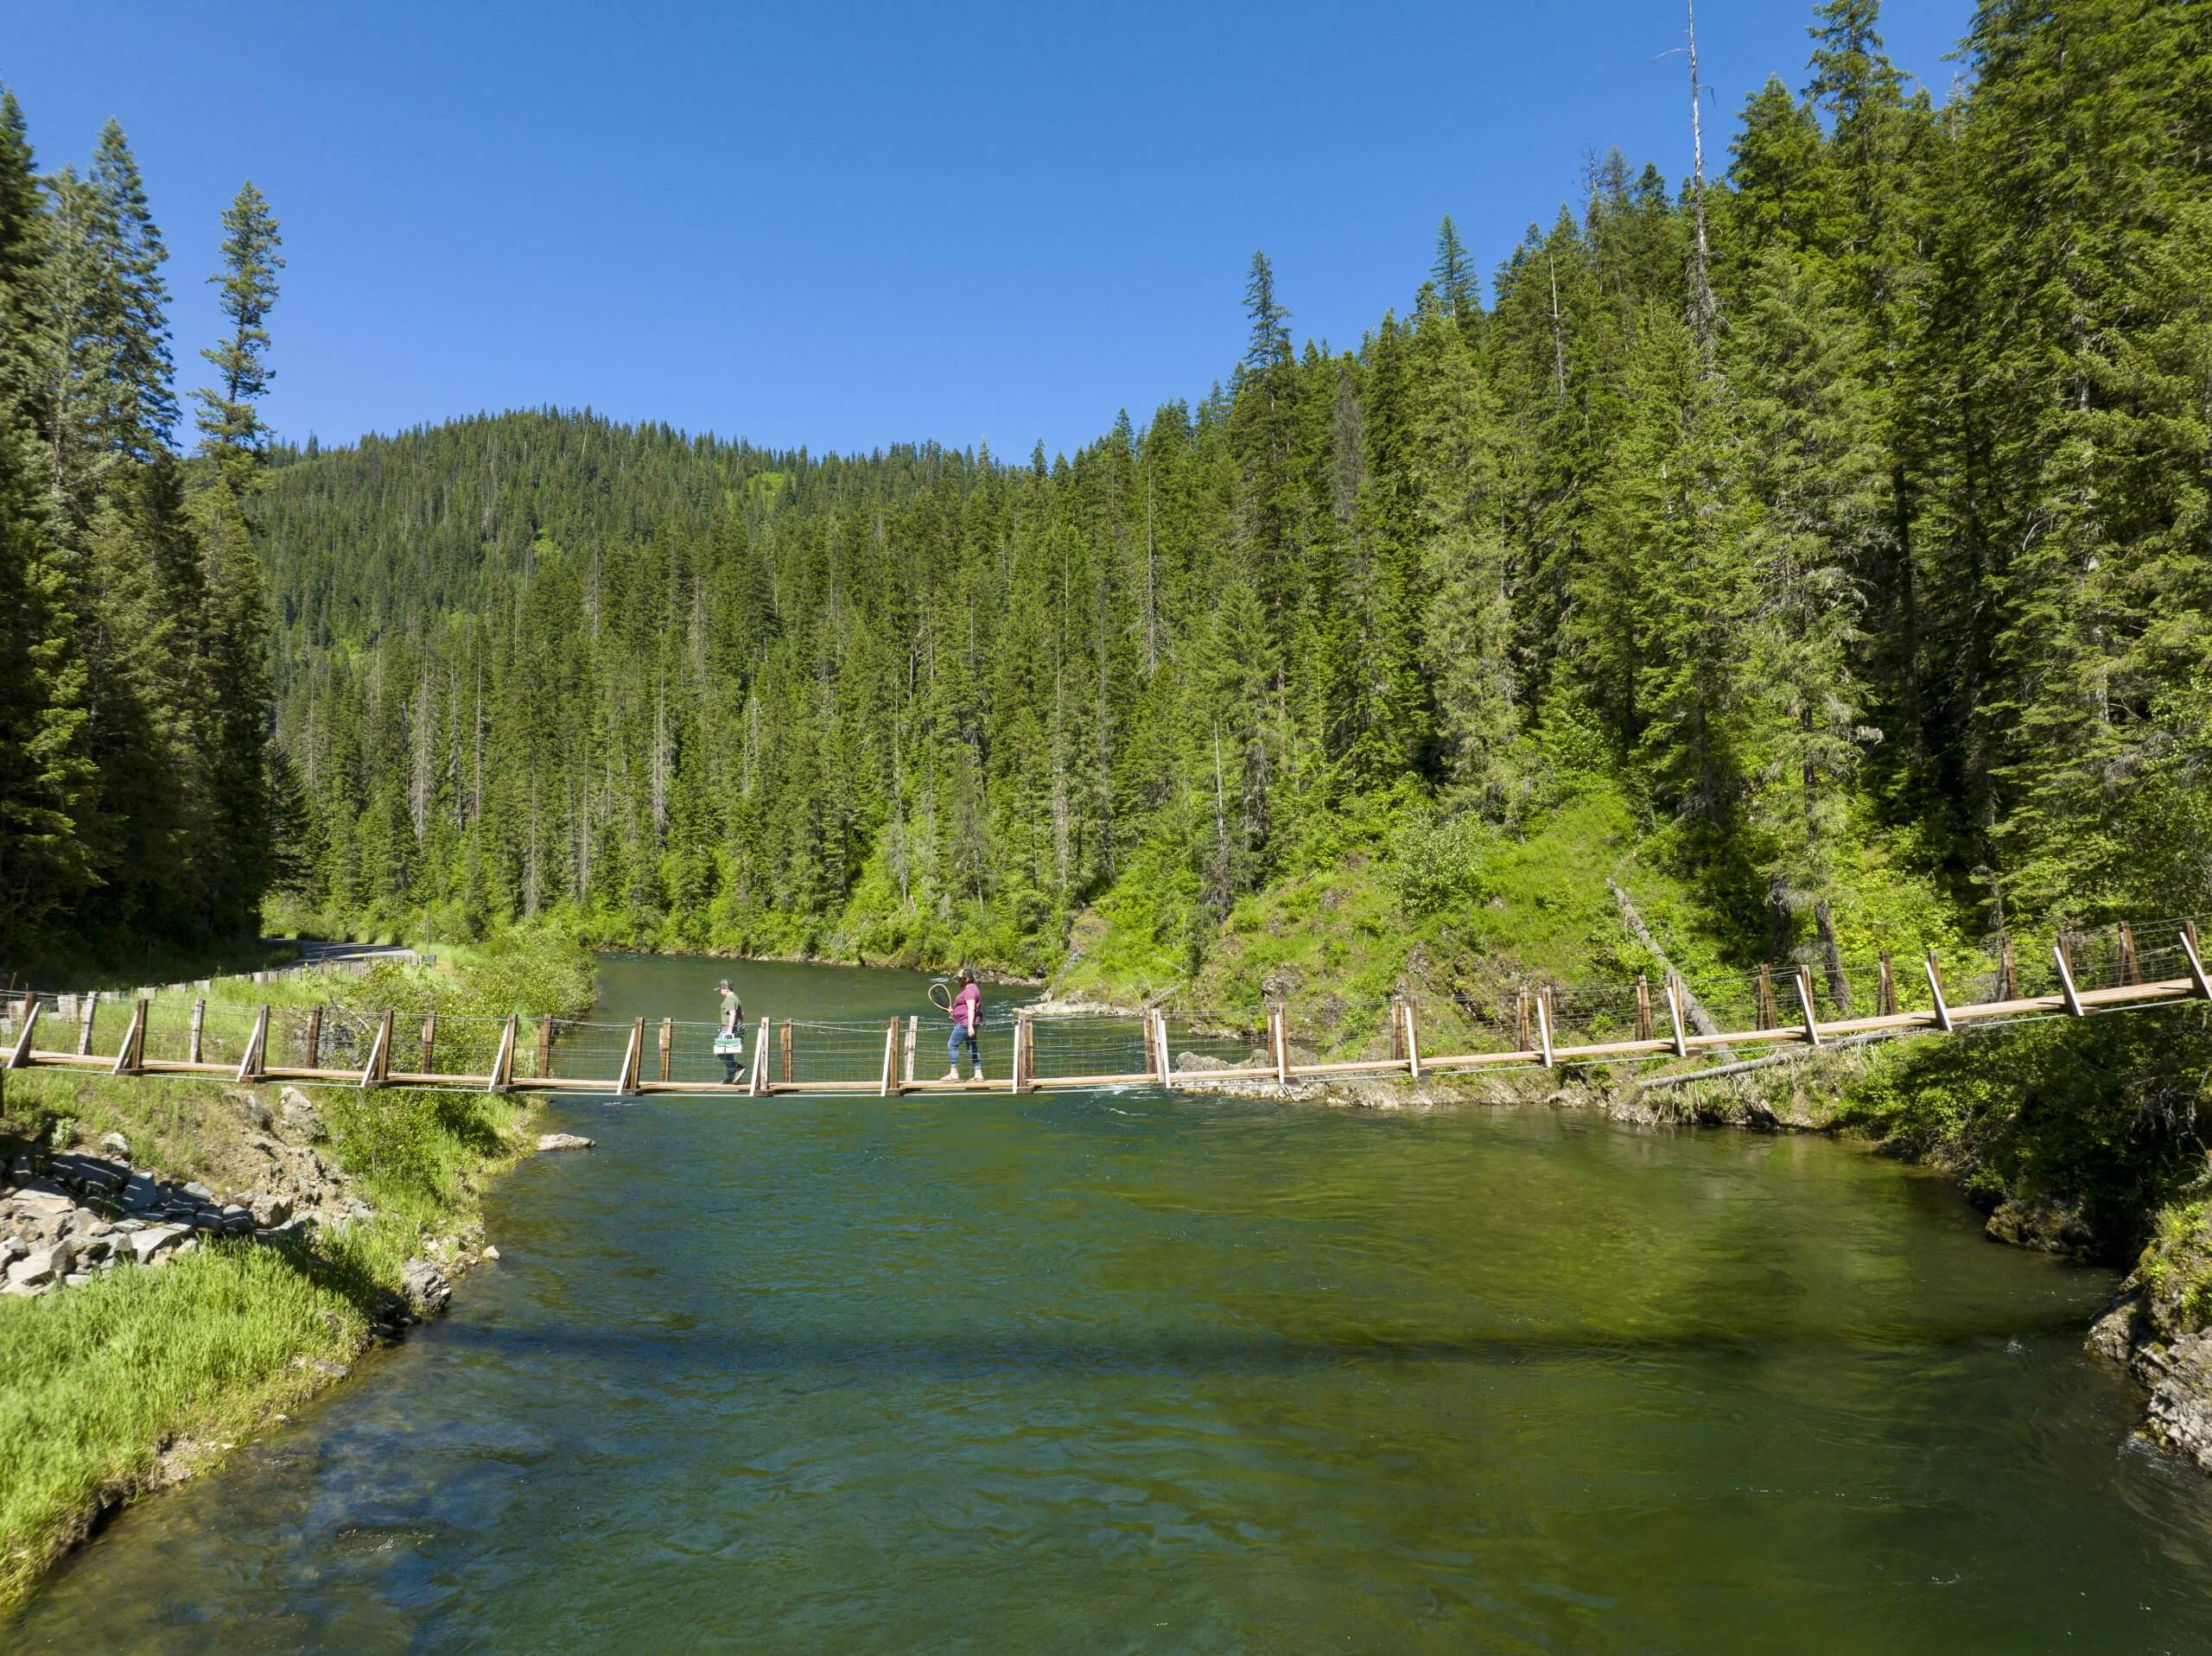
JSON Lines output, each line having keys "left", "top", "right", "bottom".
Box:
{"left": 715, "top": 979, "right": 745, "bottom": 1084}
{"left": 942, "top": 968, "right": 982, "bottom": 1082}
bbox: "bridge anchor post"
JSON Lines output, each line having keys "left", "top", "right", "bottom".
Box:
{"left": 2178, "top": 924, "right": 2211, "bottom": 1001}
{"left": 7, "top": 1000, "right": 39, "bottom": 1069}
{"left": 1923, "top": 949, "right": 1954, "bottom": 1032}
{"left": 1794, "top": 967, "right": 1822, "bottom": 1046}
{"left": 2052, "top": 941, "right": 2085, "bottom": 1018}
{"left": 237, "top": 1006, "right": 270, "bottom": 1083}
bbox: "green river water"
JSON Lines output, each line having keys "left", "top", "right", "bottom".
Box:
{"left": 17, "top": 953, "right": 2212, "bottom": 1652}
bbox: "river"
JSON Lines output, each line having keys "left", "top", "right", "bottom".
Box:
{"left": 16, "top": 953, "right": 2212, "bottom": 1651}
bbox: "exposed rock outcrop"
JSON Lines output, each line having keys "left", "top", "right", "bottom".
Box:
{"left": 0, "top": 1089, "right": 379, "bottom": 1300}
{"left": 2085, "top": 1214, "right": 2212, "bottom": 1475}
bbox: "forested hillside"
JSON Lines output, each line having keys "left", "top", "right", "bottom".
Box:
{"left": 259, "top": 1, "right": 2210, "bottom": 993}
{"left": 0, "top": 92, "right": 283, "bottom": 968}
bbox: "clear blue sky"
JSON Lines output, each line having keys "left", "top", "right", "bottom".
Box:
{"left": 8, "top": 1, "right": 1974, "bottom": 460}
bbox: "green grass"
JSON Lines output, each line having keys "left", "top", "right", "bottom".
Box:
{"left": 0, "top": 1227, "right": 395, "bottom": 1607}
{"left": 0, "top": 930, "right": 594, "bottom": 1615}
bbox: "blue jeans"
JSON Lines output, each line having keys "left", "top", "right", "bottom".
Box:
{"left": 948, "top": 1022, "right": 978, "bottom": 1070}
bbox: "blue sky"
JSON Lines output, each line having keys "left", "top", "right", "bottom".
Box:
{"left": 8, "top": 1, "right": 1974, "bottom": 459}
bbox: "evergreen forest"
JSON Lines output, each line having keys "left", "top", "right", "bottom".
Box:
{"left": 0, "top": 89, "right": 283, "bottom": 969}
{"left": 3, "top": 1, "right": 2209, "bottom": 1011}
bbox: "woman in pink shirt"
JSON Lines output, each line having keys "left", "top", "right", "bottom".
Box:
{"left": 942, "top": 968, "right": 982, "bottom": 1082}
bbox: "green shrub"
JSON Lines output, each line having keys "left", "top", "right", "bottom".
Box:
{"left": 1388, "top": 813, "right": 1495, "bottom": 918}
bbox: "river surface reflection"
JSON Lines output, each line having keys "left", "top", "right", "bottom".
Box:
{"left": 16, "top": 952, "right": 2212, "bottom": 1651}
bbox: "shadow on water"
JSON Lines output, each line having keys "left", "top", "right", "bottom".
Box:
{"left": 427, "top": 1311, "right": 2101, "bottom": 1373}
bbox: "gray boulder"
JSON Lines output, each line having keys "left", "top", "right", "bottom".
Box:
{"left": 276, "top": 1088, "right": 325, "bottom": 1144}
{"left": 400, "top": 1259, "right": 452, "bottom": 1318}
{"left": 8, "top": 1239, "right": 75, "bottom": 1288}
{"left": 537, "top": 1133, "right": 595, "bottom": 1152}
{"left": 9, "top": 1181, "right": 75, "bottom": 1219}
{"left": 2141, "top": 1332, "right": 2212, "bottom": 1475}
{"left": 100, "top": 1131, "right": 130, "bottom": 1160}
{"left": 128, "top": 1225, "right": 189, "bottom": 1265}
{"left": 250, "top": 1191, "right": 295, "bottom": 1228}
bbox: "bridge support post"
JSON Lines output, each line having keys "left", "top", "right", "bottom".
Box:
{"left": 1402, "top": 997, "right": 1422, "bottom": 1080}
{"left": 1269, "top": 1006, "right": 1289, "bottom": 1086}
{"left": 2178, "top": 924, "right": 2210, "bottom": 1000}
{"left": 1151, "top": 1010, "right": 1170, "bottom": 1086}
{"left": 882, "top": 1016, "right": 902, "bottom": 1096}
{"left": 2119, "top": 921, "right": 2139, "bottom": 985}
{"left": 1635, "top": 976, "right": 1652, "bottom": 1043}
{"left": 487, "top": 1015, "right": 517, "bottom": 1093}
{"left": 749, "top": 1019, "right": 772, "bottom": 1096}
{"left": 658, "top": 1018, "right": 673, "bottom": 1083}
{"left": 304, "top": 1005, "right": 323, "bottom": 1070}
{"left": 8, "top": 1000, "right": 39, "bottom": 1069}
{"left": 1756, "top": 965, "right": 1777, "bottom": 1030}
{"left": 1878, "top": 951, "right": 1897, "bottom": 1017}
{"left": 238, "top": 1006, "right": 270, "bottom": 1083}
{"left": 904, "top": 1016, "right": 918, "bottom": 1085}
{"left": 538, "top": 1018, "right": 556, "bottom": 1082}
{"left": 780, "top": 1021, "right": 793, "bottom": 1085}
{"left": 359, "top": 1011, "right": 393, "bottom": 1088}
{"left": 422, "top": 1011, "right": 436, "bottom": 1075}
{"left": 1013, "top": 1013, "right": 1035, "bottom": 1094}
{"left": 111, "top": 1000, "right": 147, "bottom": 1077}
{"left": 76, "top": 994, "right": 96, "bottom": 1056}
{"left": 615, "top": 1017, "right": 645, "bottom": 1095}
{"left": 1794, "top": 967, "right": 1822, "bottom": 1046}
{"left": 1514, "top": 988, "right": 1530, "bottom": 1052}
{"left": 1535, "top": 989, "right": 1555, "bottom": 1069}
{"left": 2053, "top": 942, "right": 2085, "bottom": 1018}
{"left": 1923, "top": 949, "right": 1954, "bottom": 1032}
{"left": 188, "top": 999, "right": 206, "bottom": 1064}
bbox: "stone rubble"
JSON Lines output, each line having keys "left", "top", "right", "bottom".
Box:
{"left": 0, "top": 1088, "right": 388, "bottom": 1302}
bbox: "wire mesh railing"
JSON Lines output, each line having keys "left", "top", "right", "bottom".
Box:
{"left": 3, "top": 912, "right": 2204, "bottom": 1097}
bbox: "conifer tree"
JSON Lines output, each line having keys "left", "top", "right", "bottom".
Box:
{"left": 86, "top": 121, "right": 175, "bottom": 460}
{"left": 1431, "top": 215, "right": 1478, "bottom": 321}
{"left": 194, "top": 181, "right": 283, "bottom": 492}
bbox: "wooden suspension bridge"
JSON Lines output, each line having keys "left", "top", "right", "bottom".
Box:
{"left": 5, "top": 922, "right": 2209, "bottom": 1101}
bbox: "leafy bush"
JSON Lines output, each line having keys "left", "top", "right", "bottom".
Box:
{"left": 1388, "top": 812, "right": 1496, "bottom": 919}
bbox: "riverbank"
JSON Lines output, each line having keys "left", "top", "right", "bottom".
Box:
{"left": 0, "top": 932, "right": 595, "bottom": 1613}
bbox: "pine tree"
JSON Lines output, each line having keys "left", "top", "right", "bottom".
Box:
{"left": 1431, "top": 215, "right": 1478, "bottom": 320}
{"left": 1242, "top": 250, "right": 1291, "bottom": 372}
{"left": 1406, "top": 289, "right": 1518, "bottom": 813}
{"left": 194, "top": 181, "right": 283, "bottom": 492}
{"left": 86, "top": 121, "right": 176, "bottom": 460}
{"left": 1727, "top": 245, "right": 1885, "bottom": 974}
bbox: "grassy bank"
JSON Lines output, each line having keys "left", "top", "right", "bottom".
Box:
{"left": 0, "top": 931, "right": 595, "bottom": 1615}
